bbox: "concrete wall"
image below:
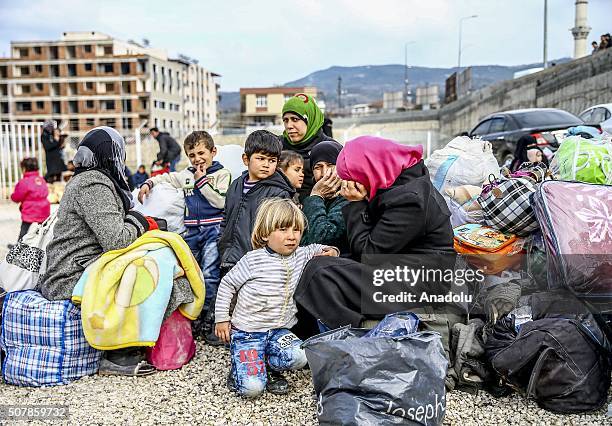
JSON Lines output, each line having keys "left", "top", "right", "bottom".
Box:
{"left": 438, "top": 48, "right": 612, "bottom": 139}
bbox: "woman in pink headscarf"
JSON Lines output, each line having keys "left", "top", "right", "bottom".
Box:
{"left": 294, "top": 136, "right": 456, "bottom": 338}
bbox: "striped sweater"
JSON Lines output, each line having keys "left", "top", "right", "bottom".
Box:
{"left": 215, "top": 244, "right": 328, "bottom": 332}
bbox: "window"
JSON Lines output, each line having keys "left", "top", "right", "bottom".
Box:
{"left": 162, "top": 119, "right": 167, "bottom": 128}
{"left": 99, "top": 63, "right": 113, "bottom": 73}
{"left": 36, "top": 101, "right": 44, "bottom": 109}
{"left": 52, "top": 101, "right": 61, "bottom": 114}
{"left": 137, "top": 59, "right": 146, "bottom": 73}
{"left": 160, "top": 101, "right": 165, "bottom": 109}
{"left": 169, "top": 120, "right": 173, "bottom": 129}
{"left": 69, "top": 119, "right": 79, "bottom": 131}
{"left": 86, "top": 100, "right": 94, "bottom": 109}
{"left": 16, "top": 102, "right": 32, "bottom": 112}
{"left": 66, "top": 45, "right": 76, "bottom": 58}
{"left": 122, "top": 117, "right": 132, "bottom": 129}
{"left": 86, "top": 117, "right": 95, "bottom": 127}
{"left": 102, "top": 100, "right": 115, "bottom": 110}
{"left": 590, "top": 107, "right": 608, "bottom": 123}
{"left": 50, "top": 65, "right": 59, "bottom": 77}
{"left": 579, "top": 109, "right": 592, "bottom": 123}
{"left": 85, "top": 81, "right": 94, "bottom": 91}
{"left": 84, "top": 63, "right": 93, "bottom": 72}
{"left": 68, "top": 101, "right": 78, "bottom": 113}
{"left": 18, "top": 66, "right": 29, "bottom": 76}
{"left": 154, "top": 118, "right": 158, "bottom": 127}
{"left": 67, "top": 64, "right": 77, "bottom": 76}
{"left": 470, "top": 119, "right": 491, "bottom": 136}
{"left": 18, "top": 48, "right": 28, "bottom": 58}
{"left": 35, "top": 83, "right": 43, "bottom": 91}
{"left": 121, "top": 62, "right": 130, "bottom": 75}
{"left": 121, "top": 81, "right": 131, "bottom": 93}
{"left": 34, "top": 64, "right": 43, "bottom": 73}
{"left": 33, "top": 46, "right": 41, "bottom": 55}
{"left": 51, "top": 83, "right": 60, "bottom": 96}
{"left": 101, "top": 117, "right": 116, "bottom": 127}
{"left": 84, "top": 44, "right": 92, "bottom": 53}
{"left": 1, "top": 103, "right": 8, "bottom": 114}
{"left": 256, "top": 94, "right": 267, "bottom": 107}
{"left": 105, "top": 82, "right": 114, "bottom": 92}
{"left": 21, "top": 84, "right": 31, "bottom": 94}
{"left": 0, "top": 66, "right": 6, "bottom": 78}
{"left": 68, "top": 82, "right": 77, "bottom": 95}
{"left": 103, "top": 45, "right": 113, "bottom": 55}
{"left": 122, "top": 99, "right": 132, "bottom": 112}
{"left": 49, "top": 46, "right": 58, "bottom": 59}
{"left": 488, "top": 117, "right": 506, "bottom": 133}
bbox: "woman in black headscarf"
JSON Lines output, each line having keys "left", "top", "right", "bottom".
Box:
{"left": 510, "top": 134, "right": 548, "bottom": 171}
{"left": 39, "top": 127, "right": 160, "bottom": 376}
{"left": 41, "top": 120, "right": 66, "bottom": 183}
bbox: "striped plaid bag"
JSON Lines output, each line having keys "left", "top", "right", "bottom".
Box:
{"left": 478, "top": 163, "right": 549, "bottom": 237}
{"left": 0, "top": 290, "right": 101, "bottom": 386}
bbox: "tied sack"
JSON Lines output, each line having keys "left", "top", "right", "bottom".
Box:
{"left": 426, "top": 136, "right": 500, "bottom": 196}
{"left": 478, "top": 162, "right": 549, "bottom": 237}
{"left": 553, "top": 136, "right": 612, "bottom": 184}
{"left": 0, "top": 210, "right": 57, "bottom": 292}
{"left": 0, "top": 290, "right": 101, "bottom": 387}
{"left": 303, "top": 314, "right": 447, "bottom": 426}
{"left": 132, "top": 182, "right": 186, "bottom": 234}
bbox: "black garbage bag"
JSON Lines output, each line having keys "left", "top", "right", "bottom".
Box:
{"left": 303, "top": 325, "right": 448, "bottom": 425}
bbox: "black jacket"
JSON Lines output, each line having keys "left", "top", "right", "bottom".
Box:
{"left": 281, "top": 128, "right": 336, "bottom": 203}
{"left": 218, "top": 171, "right": 296, "bottom": 268}
{"left": 342, "top": 160, "right": 454, "bottom": 259}
{"left": 41, "top": 130, "right": 66, "bottom": 177}
{"left": 155, "top": 132, "right": 182, "bottom": 163}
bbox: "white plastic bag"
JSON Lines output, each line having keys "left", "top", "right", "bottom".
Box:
{"left": 215, "top": 144, "right": 247, "bottom": 183}
{"left": 426, "top": 136, "right": 500, "bottom": 196}
{"left": 0, "top": 210, "right": 58, "bottom": 292}
{"left": 132, "top": 182, "right": 186, "bottom": 234}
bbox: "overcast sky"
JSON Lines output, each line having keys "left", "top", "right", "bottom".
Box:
{"left": 0, "top": 0, "right": 610, "bottom": 91}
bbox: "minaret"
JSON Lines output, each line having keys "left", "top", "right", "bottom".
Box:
{"left": 571, "top": 0, "right": 591, "bottom": 58}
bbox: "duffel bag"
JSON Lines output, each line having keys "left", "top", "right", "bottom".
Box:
{"left": 0, "top": 290, "right": 101, "bottom": 386}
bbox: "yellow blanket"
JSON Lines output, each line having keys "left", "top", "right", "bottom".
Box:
{"left": 72, "top": 230, "right": 205, "bottom": 350}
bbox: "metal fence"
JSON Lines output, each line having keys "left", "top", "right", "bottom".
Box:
{"left": 0, "top": 122, "right": 44, "bottom": 199}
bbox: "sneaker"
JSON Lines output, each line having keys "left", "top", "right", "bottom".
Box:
{"left": 266, "top": 370, "right": 289, "bottom": 395}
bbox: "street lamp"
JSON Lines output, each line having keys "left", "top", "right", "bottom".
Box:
{"left": 458, "top": 14, "right": 478, "bottom": 70}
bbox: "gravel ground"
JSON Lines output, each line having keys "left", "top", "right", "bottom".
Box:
{"left": 0, "top": 201, "right": 611, "bottom": 425}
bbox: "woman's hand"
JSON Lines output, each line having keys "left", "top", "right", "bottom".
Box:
{"left": 137, "top": 184, "right": 151, "bottom": 203}
{"left": 215, "top": 321, "right": 231, "bottom": 344}
{"left": 311, "top": 169, "right": 342, "bottom": 199}
{"left": 340, "top": 181, "right": 368, "bottom": 202}
{"left": 315, "top": 246, "right": 340, "bottom": 257}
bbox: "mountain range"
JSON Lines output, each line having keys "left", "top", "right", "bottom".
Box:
{"left": 219, "top": 59, "right": 570, "bottom": 112}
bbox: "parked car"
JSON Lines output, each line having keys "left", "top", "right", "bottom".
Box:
{"left": 578, "top": 104, "right": 612, "bottom": 134}
{"left": 468, "top": 108, "right": 584, "bottom": 166}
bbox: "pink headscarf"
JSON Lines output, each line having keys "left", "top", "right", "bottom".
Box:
{"left": 336, "top": 136, "right": 423, "bottom": 199}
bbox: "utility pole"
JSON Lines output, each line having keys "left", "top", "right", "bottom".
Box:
{"left": 457, "top": 15, "right": 477, "bottom": 98}
{"left": 404, "top": 43, "right": 408, "bottom": 109}
{"left": 337, "top": 76, "right": 342, "bottom": 110}
{"left": 543, "top": 0, "right": 548, "bottom": 68}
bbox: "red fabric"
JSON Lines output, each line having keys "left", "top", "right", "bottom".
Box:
{"left": 10, "top": 171, "right": 50, "bottom": 223}
{"left": 150, "top": 164, "right": 170, "bottom": 177}
{"left": 336, "top": 136, "right": 423, "bottom": 199}
{"left": 145, "top": 216, "right": 159, "bottom": 231}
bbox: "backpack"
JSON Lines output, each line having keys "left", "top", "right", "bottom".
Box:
{"left": 486, "top": 317, "right": 610, "bottom": 413}
{"left": 0, "top": 210, "right": 58, "bottom": 292}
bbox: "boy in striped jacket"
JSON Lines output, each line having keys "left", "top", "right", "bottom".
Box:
{"left": 215, "top": 198, "right": 339, "bottom": 398}
{"left": 138, "top": 131, "right": 231, "bottom": 343}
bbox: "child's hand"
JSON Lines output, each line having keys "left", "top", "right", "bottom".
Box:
{"left": 194, "top": 163, "right": 206, "bottom": 181}
{"left": 215, "top": 321, "right": 231, "bottom": 343}
{"left": 315, "top": 247, "right": 340, "bottom": 257}
{"left": 138, "top": 184, "right": 151, "bottom": 203}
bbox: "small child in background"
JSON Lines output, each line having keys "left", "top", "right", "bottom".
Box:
{"left": 139, "top": 131, "right": 231, "bottom": 345}
{"left": 278, "top": 150, "right": 304, "bottom": 206}
{"left": 11, "top": 158, "right": 50, "bottom": 240}
{"left": 215, "top": 198, "right": 338, "bottom": 398}
{"left": 131, "top": 164, "right": 149, "bottom": 189}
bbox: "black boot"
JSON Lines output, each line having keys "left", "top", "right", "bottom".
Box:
{"left": 203, "top": 294, "right": 225, "bottom": 346}
{"left": 266, "top": 370, "right": 289, "bottom": 395}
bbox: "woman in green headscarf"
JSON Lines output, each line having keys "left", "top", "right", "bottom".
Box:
{"left": 281, "top": 93, "right": 337, "bottom": 202}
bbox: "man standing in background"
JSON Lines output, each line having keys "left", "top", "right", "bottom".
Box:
{"left": 150, "top": 127, "right": 182, "bottom": 172}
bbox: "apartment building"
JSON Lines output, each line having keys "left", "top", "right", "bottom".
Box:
{"left": 240, "top": 86, "right": 319, "bottom": 125}
{"left": 0, "top": 31, "right": 220, "bottom": 137}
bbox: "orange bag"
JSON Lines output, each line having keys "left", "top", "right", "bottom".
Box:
{"left": 453, "top": 224, "right": 525, "bottom": 275}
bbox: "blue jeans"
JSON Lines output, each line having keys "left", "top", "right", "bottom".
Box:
{"left": 169, "top": 154, "right": 181, "bottom": 172}
{"left": 230, "top": 328, "right": 307, "bottom": 398}
{"left": 184, "top": 224, "right": 221, "bottom": 311}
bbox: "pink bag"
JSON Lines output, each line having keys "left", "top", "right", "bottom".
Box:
{"left": 146, "top": 310, "right": 196, "bottom": 370}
